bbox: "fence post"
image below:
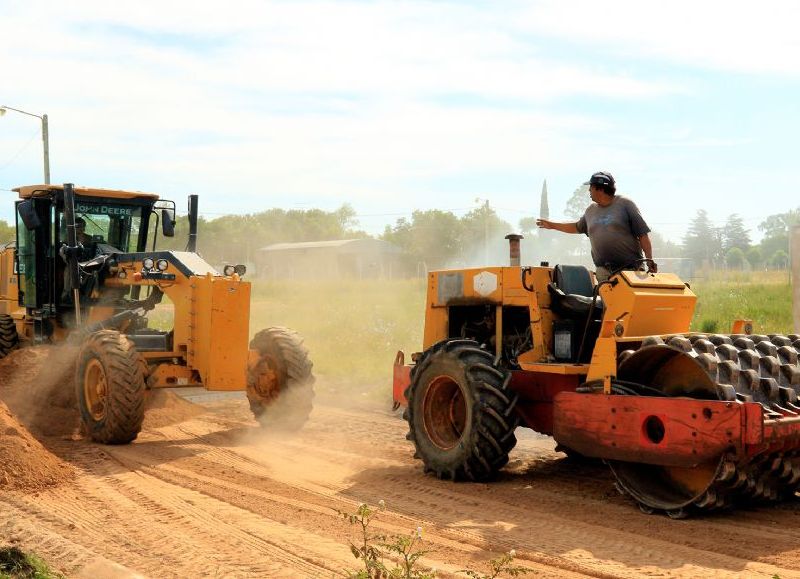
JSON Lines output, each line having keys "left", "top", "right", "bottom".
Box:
{"left": 792, "top": 225, "right": 800, "bottom": 334}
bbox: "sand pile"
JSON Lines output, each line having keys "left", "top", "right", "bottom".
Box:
{"left": 143, "top": 389, "right": 205, "bottom": 429}
{"left": 0, "top": 399, "right": 73, "bottom": 491}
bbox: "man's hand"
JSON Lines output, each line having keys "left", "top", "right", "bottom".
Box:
{"left": 536, "top": 219, "right": 553, "bottom": 229}
{"left": 646, "top": 259, "right": 658, "bottom": 273}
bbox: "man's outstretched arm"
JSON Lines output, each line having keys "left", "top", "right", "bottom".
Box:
{"left": 536, "top": 219, "right": 580, "bottom": 234}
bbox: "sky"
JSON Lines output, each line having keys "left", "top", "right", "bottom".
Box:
{"left": 1, "top": 0, "right": 799, "bottom": 243}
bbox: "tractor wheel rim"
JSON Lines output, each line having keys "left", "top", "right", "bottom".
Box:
{"left": 422, "top": 375, "right": 467, "bottom": 451}
{"left": 84, "top": 358, "right": 108, "bottom": 422}
{"left": 253, "top": 354, "right": 282, "bottom": 402}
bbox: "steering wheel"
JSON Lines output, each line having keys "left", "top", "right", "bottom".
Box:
{"left": 609, "top": 258, "right": 657, "bottom": 277}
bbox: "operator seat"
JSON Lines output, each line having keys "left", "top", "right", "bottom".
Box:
{"left": 548, "top": 264, "right": 604, "bottom": 318}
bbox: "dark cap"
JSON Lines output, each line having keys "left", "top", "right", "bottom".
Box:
{"left": 589, "top": 171, "right": 615, "bottom": 187}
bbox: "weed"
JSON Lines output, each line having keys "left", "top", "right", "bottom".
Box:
{"left": 699, "top": 319, "right": 719, "bottom": 333}
{"left": 0, "top": 546, "right": 62, "bottom": 579}
{"left": 340, "top": 502, "right": 387, "bottom": 578}
{"left": 341, "top": 501, "right": 529, "bottom": 579}
{"left": 379, "top": 526, "right": 436, "bottom": 579}
{"left": 458, "top": 549, "right": 529, "bottom": 578}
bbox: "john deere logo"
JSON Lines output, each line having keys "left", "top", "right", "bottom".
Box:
{"left": 75, "top": 203, "right": 134, "bottom": 217}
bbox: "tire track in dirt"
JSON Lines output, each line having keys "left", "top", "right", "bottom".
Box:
{"left": 45, "top": 440, "right": 342, "bottom": 577}
{"left": 3, "top": 396, "right": 800, "bottom": 578}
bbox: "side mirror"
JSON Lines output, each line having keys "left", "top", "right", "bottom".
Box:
{"left": 17, "top": 200, "right": 41, "bottom": 230}
{"left": 161, "top": 209, "right": 175, "bottom": 237}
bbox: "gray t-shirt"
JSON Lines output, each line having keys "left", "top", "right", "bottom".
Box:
{"left": 576, "top": 195, "right": 650, "bottom": 268}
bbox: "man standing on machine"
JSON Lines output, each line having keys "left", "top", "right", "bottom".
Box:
{"left": 536, "top": 171, "right": 656, "bottom": 281}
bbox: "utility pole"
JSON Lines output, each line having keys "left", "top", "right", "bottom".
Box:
{"left": 792, "top": 225, "right": 800, "bottom": 333}
{"left": 484, "top": 199, "right": 489, "bottom": 265}
{"left": 0, "top": 105, "right": 50, "bottom": 184}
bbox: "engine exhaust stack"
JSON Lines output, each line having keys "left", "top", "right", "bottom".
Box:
{"left": 505, "top": 234, "right": 523, "bottom": 266}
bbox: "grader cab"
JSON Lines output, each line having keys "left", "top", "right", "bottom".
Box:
{"left": 0, "top": 183, "right": 313, "bottom": 443}
{"left": 393, "top": 236, "right": 800, "bottom": 517}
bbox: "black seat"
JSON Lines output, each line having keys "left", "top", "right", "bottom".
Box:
{"left": 548, "top": 265, "right": 604, "bottom": 317}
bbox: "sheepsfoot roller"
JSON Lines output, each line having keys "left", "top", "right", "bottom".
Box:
{"left": 392, "top": 235, "right": 800, "bottom": 516}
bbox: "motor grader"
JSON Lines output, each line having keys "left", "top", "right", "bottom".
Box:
{"left": 0, "top": 183, "right": 313, "bottom": 443}
{"left": 393, "top": 235, "right": 800, "bottom": 517}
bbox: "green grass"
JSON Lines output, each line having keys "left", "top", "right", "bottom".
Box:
{"left": 248, "top": 279, "right": 426, "bottom": 393}
{"left": 689, "top": 270, "right": 793, "bottom": 335}
{"left": 0, "top": 547, "right": 62, "bottom": 579}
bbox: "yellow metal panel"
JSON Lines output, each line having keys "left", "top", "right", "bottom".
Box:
{"left": 600, "top": 272, "right": 696, "bottom": 338}
{"left": 202, "top": 277, "right": 250, "bottom": 390}
{"left": 619, "top": 270, "right": 686, "bottom": 289}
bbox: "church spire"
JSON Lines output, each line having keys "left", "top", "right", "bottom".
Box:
{"left": 539, "top": 179, "right": 549, "bottom": 219}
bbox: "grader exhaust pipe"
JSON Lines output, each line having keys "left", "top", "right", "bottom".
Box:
{"left": 187, "top": 194, "right": 199, "bottom": 252}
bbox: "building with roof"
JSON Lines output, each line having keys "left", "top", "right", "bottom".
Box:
{"left": 256, "top": 238, "right": 404, "bottom": 279}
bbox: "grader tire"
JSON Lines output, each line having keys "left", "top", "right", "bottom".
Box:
{"left": 247, "top": 326, "right": 314, "bottom": 430}
{"left": 0, "top": 314, "right": 19, "bottom": 360}
{"left": 75, "top": 330, "right": 145, "bottom": 444}
{"left": 404, "top": 339, "right": 519, "bottom": 481}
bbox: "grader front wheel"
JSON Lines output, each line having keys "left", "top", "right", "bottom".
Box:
{"left": 404, "top": 340, "right": 519, "bottom": 481}
{"left": 247, "top": 327, "right": 314, "bottom": 430}
{"left": 75, "top": 330, "right": 145, "bottom": 444}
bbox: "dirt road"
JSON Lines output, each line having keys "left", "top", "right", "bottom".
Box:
{"left": 3, "top": 384, "right": 800, "bottom": 578}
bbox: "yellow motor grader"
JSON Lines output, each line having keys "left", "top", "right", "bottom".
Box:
{"left": 393, "top": 235, "right": 800, "bottom": 517}
{"left": 0, "top": 183, "right": 313, "bottom": 443}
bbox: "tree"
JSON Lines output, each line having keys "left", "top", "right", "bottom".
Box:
{"left": 383, "top": 209, "right": 464, "bottom": 270}
{"left": 746, "top": 247, "right": 762, "bottom": 270}
{"left": 649, "top": 231, "right": 682, "bottom": 259}
{"left": 757, "top": 208, "right": 800, "bottom": 260}
{"left": 0, "top": 220, "right": 14, "bottom": 244}
{"left": 564, "top": 183, "right": 590, "bottom": 221}
{"left": 682, "top": 209, "right": 721, "bottom": 266}
{"left": 158, "top": 204, "right": 365, "bottom": 265}
{"left": 518, "top": 217, "right": 539, "bottom": 236}
{"left": 769, "top": 250, "right": 789, "bottom": 269}
{"left": 459, "top": 201, "right": 512, "bottom": 265}
{"left": 726, "top": 247, "right": 745, "bottom": 269}
{"left": 723, "top": 214, "right": 751, "bottom": 253}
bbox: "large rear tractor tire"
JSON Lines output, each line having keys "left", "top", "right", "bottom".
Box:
{"left": 0, "top": 314, "right": 19, "bottom": 360}
{"left": 75, "top": 330, "right": 145, "bottom": 444}
{"left": 247, "top": 326, "right": 314, "bottom": 430}
{"left": 404, "top": 339, "right": 519, "bottom": 481}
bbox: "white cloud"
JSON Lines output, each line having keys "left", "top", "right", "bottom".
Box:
{"left": 0, "top": 0, "right": 797, "bottom": 238}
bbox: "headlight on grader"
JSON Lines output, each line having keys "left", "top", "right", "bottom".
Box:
{"left": 143, "top": 257, "right": 155, "bottom": 270}
{"left": 223, "top": 264, "right": 236, "bottom": 276}
{"left": 156, "top": 259, "right": 169, "bottom": 271}
{"left": 234, "top": 264, "right": 247, "bottom": 276}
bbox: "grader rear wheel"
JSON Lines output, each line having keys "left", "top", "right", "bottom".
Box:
{"left": 247, "top": 326, "right": 314, "bottom": 430}
{"left": 610, "top": 333, "right": 800, "bottom": 515}
{"left": 0, "top": 314, "right": 19, "bottom": 360}
{"left": 75, "top": 330, "right": 145, "bottom": 444}
{"left": 404, "top": 339, "right": 519, "bottom": 481}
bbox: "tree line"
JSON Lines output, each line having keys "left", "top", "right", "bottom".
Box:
{"left": 0, "top": 187, "right": 796, "bottom": 271}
